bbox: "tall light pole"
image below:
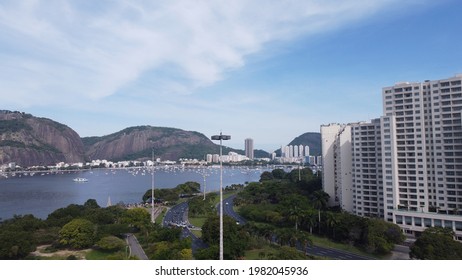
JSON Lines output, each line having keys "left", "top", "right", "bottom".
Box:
{"left": 211, "top": 132, "right": 230, "bottom": 260}
{"left": 151, "top": 149, "right": 155, "bottom": 224}
{"left": 203, "top": 169, "right": 207, "bottom": 200}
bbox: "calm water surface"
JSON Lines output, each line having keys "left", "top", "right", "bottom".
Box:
{"left": 0, "top": 166, "right": 268, "bottom": 220}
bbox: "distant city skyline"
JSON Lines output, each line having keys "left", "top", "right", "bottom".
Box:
{"left": 1, "top": 1, "right": 461, "bottom": 152}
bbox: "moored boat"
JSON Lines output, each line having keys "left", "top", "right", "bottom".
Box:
{"left": 73, "top": 177, "right": 88, "bottom": 182}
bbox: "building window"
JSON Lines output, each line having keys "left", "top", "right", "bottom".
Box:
{"left": 444, "top": 220, "right": 453, "bottom": 229}
{"left": 434, "top": 219, "right": 442, "bottom": 227}
{"left": 424, "top": 218, "right": 432, "bottom": 227}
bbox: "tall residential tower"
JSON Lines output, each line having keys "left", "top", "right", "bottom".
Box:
{"left": 245, "top": 138, "right": 254, "bottom": 160}
{"left": 322, "top": 74, "right": 462, "bottom": 240}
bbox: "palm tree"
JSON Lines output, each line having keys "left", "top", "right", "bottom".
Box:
{"left": 325, "top": 212, "right": 339, "bottom": 239}
{"left": 310, "top": 190, "right": 330, "bottom": 234}
{"left": 275, "top": 228, "right": 294, "bottom": 247}
{"left": 301, "top": 209, "right": 317, "bottom": 234}
{"left": 287, "top": 205, "right": 303, "bottom": 231}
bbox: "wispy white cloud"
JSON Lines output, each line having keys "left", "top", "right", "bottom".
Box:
{"left": 0, "top": 0, "right": 409, "bottom": 107}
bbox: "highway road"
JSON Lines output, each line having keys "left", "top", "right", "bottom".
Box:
{"left": 163, "top": 201, "right": 207, "bottom": 252}
{"left": 126, "top": 233, "right": 148, "bottom": 260}
{"left": 222, "top": 195, "right": 246, "bottom": 225}
{"left": 221, "top": 194, "right": 374, "bottom": 260}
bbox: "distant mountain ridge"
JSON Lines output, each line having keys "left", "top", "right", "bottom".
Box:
{"left": 83, "top": 126, "right": 217, "bottom": 161}
{"left": 0, "top": 110, "right": 85, "bottom": 166}
{"left": 0, "top": 110, "right": 272, "bottom": 166}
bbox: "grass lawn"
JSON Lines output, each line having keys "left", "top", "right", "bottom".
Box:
{"left": 309, "top": 235, "right": 382, "bottom": 259}
{"left": 190, "top": 230, "right": 202, "bottom": 238}
{"left": 85, "top": 250, "right": 115, "bottom": 260}
{"left": 189, "top": 216, "right": 206, "bottom": 238}
{"left": 155, "top": 207, "right": 167, "bottom": 224}
{"left": 189, "top": 216, "right": 207, "bottom": 228}
{"left": 244, "top": 245, "right": 279, "bottom": 260}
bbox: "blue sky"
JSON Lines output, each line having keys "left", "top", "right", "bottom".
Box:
{"left": 1, "top": 0, "right": 462, "bottom": 152}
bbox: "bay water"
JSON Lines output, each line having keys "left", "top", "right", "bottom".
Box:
{"left": 0, "top": 166, "right": 268, "bottom": 220}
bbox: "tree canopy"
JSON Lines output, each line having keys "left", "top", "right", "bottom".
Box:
{"left": 410, "top": 227, "right": 462, "bottom": 259}
{"left": 59, "top": 218, "right": 97, "bottom": 249}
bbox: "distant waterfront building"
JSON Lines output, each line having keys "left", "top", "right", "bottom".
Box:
{"left": 305, "top": 145, "right": 310, "bottom": 157}
{"left": 309, "top": 156, "right": 316, "bottom": 165}
{"left": 316, "top": 156, "right": 322, "bottom": 166}
{"left": 321, "top": 74, "right": 462, "bottom": 240}
{"left": 245, "top": 138, "right": 254, "bottom": 160}
{"left": 284, "top": 146, "right": 290, "bottom": 158}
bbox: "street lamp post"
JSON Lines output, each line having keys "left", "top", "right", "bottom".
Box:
{"left": 151, "top": 149, "right": 155, "bottom": 224}
{"left": 211, "top": 132, "right": 231, "bottom": 260}
{"left": 203, "top": 170, "right": 207, "bottom": 200}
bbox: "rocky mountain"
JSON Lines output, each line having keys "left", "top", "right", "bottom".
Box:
{"left": 0, "top": 110, "right": 272, "bottom": 166}
{"left": 0, "top": 110, "right": 85, "bottom": 166}
{"left": 83, "top": 126, "right": 219, "bottom": 162}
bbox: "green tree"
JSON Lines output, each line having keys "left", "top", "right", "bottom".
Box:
{"left": 95, "top": 236, "right": 126, "bottom": 252}
{"left": 189, "top": 194, "right": 216, "bottom": 217}
{"left": 259, "top": 171, "right": 274, "bottom": 181}
{"left": 410, "top": 227, "right": 462, "bottom": 259}
{"left": 194, "top": 245, "right": 219, "bottom": 260}
{"left": 366, "top": 218, "right": 404, "bottom": 254}
{"left": 121, "top": 208, "right": 151, "bottom": 232}
{"left": 0, "top": 230, "right": 36, "bottom": 259}
{"left": 59, "top": 218, "right": 97, "bottom": 249}
{"left": 301, "top": 209, "right": 317, "bottom": 234}
{"left": 46, "top": 204, "right": 86, "bottom": 227}
{"left": 177, "top": 181, "right": 201, "bottom": 194}
{"left": 271, "top": 169, "right": 286, "bottom": 179}
{"left": 201, "top": 215, "right": 249, "bottom": 259}
{"left": 325, "top": 212, "right": 340, "bottom": 239}
{"left": 310, "top": 190, "right": 330, "bottom": 234}
{"left": 178, "top": 248, "right": 193, "bottom": 260}
{"left": 83, "top": 199, "right": 100, "bottom": 209}
{"left": 287, "top": 205, "right": 303, "bottom": 231}
{"left": 276, "top": 246, "right": 309, "bottom": 260}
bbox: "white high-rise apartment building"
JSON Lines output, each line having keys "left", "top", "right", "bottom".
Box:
{"left": 294, "top": 147, "right": 299, "bottom": 158}
{"left": 351, "top": 118, "right": 384, "bottom": 218}
{"left": 321, "top": 121, "right": 383, "bottom": 215}
{"left": 321, "top": 123, "right": 354, "bottom": 212}
{"left": 322, "top": 74, "right": 462, "bottom": 240}
{"left": 382, "top": 75, "right": 462, "bottom": 238}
